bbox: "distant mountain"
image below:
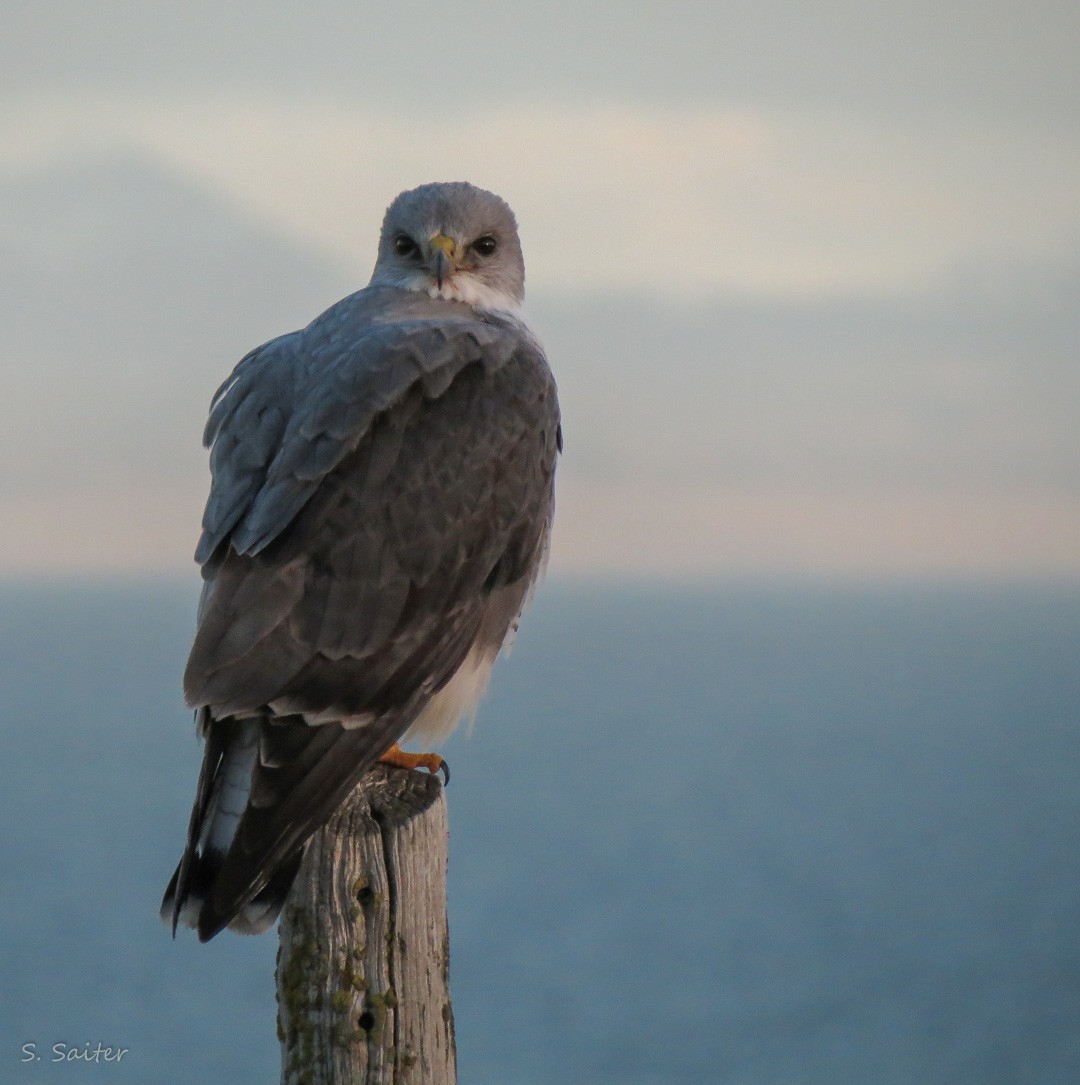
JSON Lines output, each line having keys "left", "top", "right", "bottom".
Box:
{"left": 0, "top": 151, "right": 358, "bottom": 491}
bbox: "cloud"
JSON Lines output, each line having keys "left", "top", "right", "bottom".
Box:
{"left": 4, "top": 1, "right": 1078, "bottom": 126}
{"left": 2, "top": 140, "right": 1078, "bottom": 580}
{"left": 3, "top": 92, "right": 1079, "bottom": 301}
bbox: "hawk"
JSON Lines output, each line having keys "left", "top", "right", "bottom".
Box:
{"left": 161, "top": 182, "right": 560, "bottom": 941}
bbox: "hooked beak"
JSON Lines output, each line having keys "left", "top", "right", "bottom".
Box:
{"left": 428, "top": 233, "right": 456, "bottom": 289}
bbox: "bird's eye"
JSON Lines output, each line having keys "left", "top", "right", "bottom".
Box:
{"left": 471, "top": 235, "right": 498, "bottom": 257}
{"left": 394, "top": 235, "right": 419, "bottom": 258}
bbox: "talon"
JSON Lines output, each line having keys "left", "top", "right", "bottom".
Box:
{"left": 379, "top": 743, "right": 449, "bottom": 784}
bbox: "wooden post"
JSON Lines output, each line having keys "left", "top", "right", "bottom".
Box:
{"left": 276, "top": 765, "right": 456, "bottom": 1084}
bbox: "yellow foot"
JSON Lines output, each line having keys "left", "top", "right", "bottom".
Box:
{"left": 379, "top": 743, "right": 450, "bottom": 784}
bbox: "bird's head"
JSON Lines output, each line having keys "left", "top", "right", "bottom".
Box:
{"left": 370, "top": 182, "right": 526, "bottom": 311}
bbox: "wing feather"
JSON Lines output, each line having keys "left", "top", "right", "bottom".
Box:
{"left": 195, "top": 334, "right": 301, "bottom": 564}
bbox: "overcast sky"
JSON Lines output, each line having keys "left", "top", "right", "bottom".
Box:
{"left": 2, "top": 2, "right": 1079, "bottom": 579}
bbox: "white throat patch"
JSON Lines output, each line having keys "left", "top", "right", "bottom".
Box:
{"left": 399, "top": 271, "right": 521, "bottom": 313}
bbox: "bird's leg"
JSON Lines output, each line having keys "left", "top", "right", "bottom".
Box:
{"left": 379, "top": 743, "right": 450, "bottom": 784}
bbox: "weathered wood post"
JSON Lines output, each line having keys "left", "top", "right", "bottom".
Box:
{"left": 276, "top": 764, "right": 456, "bottom": 1084}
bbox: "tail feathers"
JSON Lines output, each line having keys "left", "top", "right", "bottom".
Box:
{"left": 160, "top": 848, "right": 302, "bottom": 939}
{"left": 162, "top": 709, "right": 404, "bottom": 942}
{"left": 161, "top": 713, "right": 287, "bottom": 941}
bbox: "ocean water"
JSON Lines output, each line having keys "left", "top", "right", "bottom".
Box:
{"left": 1, "top": 579, "right": 1078, "bottom": 1083}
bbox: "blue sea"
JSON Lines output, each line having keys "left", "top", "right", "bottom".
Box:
{"left": 1, "top": 579, "right": 1078, "bottom": 1083}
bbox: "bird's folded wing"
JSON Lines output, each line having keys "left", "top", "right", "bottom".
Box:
{"left": 196, "top": 313, "right": 529, "bottom": 564}
{"left": 183, "top": 309, "right": 559, "bottom": 719}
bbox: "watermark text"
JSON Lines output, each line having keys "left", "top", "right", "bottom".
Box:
{"left": 20, "top": 1042, "right": 129, "bottom": 1065}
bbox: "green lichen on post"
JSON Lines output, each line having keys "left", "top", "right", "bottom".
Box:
{"left": 442, "top": 997, "right": 457, "bottom": 1059}
{"left": 389, "top": 1044, "right": 418, "bottom": 1071}
{"left": 441, "top": 930, "right": 451, "bottom": 987}
{"left": 278, "top": 906, "right": 327, "bottom": 1084}
{"left": 340, "top": 954, "right": 368, "bottom": 995}
{"left": 281, "top": 902, "right": 383, "bottom": 1081}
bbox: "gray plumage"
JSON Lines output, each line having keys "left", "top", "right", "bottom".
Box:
{"left": 162, "top": 183, "right": 560, "bottom": 941}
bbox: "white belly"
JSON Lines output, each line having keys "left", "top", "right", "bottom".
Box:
{"left": 401, "top": 643, "right": 497, "bottom": 747}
